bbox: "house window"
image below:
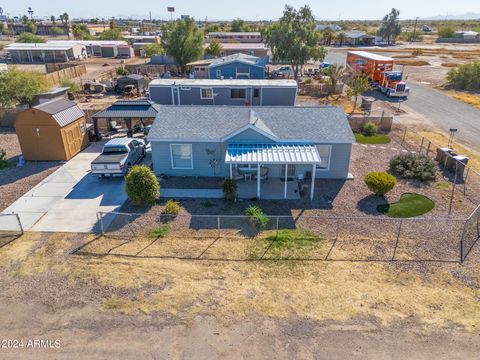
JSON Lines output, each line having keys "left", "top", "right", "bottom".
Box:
{"left": 200, "top": 88, "right": 214, "bottom": 99}
{"left": 316, "top": 145, "right": 332, "bottom": 170}
{"left": 170, "top": 144, "right": 193, "bottom": 169}
{"left": 231, "top": 88, "right": 246, "bottom": 99}
{"left": 216, "top": 70, "right": 222, "bottom": 78}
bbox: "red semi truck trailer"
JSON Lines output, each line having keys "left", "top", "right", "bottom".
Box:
{"left": 346, "top": 51, "right": 410, "bottom": 98}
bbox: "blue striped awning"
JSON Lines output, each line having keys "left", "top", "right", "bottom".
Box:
{"left": 225, "top": 143, "right": 321, "bottom": 165}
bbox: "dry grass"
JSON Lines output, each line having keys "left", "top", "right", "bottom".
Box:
{"left": 1, "top": 232, "right": 479, "bottom": 331}
{"left": 441, "top": 63, "right": 460, "bottom": 68}
{"left": 392, "top": 54, "right": 417, "bottom": 59}
{"left": 451, "top": 92, "right": 480, "bottom": 110}
{"left": 395, "top": 59, "right": 431, "bottom": 66}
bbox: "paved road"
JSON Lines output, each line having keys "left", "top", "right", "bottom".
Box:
{"left": 325, "top": 50, "right": 480, "bottom": 149}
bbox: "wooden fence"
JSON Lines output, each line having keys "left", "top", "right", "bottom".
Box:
{"left": 297, "top": 83, "right": 344, "bottom": 96}
{"left": 44, "top": 64, "right": 87, "bottom": 86}
{"left": 348, "top": 115, "right": 393, "bottom": 132}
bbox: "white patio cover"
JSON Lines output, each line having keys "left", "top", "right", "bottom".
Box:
{"left": 225, "top": 143, "right": 321, "bottom": 165}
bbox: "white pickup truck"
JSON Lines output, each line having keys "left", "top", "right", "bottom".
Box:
{"left": 91, "top": 138, "right": 146, "bottom": 177}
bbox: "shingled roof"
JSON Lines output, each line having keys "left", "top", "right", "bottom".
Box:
{"left": 149, "top": 106, "right": 355, "bottom": 144}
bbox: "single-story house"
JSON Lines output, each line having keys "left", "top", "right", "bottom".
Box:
{"left": 15, "top": 99, "right": 89, "bottom": 160}
{"left": 148, "top": 79, "right": 297, "bottom": 106}
{"left": 208, "top": 42, "right": 269, "bottom": 59}
{"left": 91, "top": 100, "right": 160, "bottom": 139}
{"left": 46, "top": 40, "right": 130, "bottom": 58}
{"left": 345, "top": 32, "right": 376, "bottom": 46}
{"left": 208, "top": 53, "right": 267, "bottom": 79}
{"left": 206, "top": 32, "right": 262, "bottom": 43}
{"left": 148, "top": 106, "right": 354, "bottom": 200}
{"left": 6, "top": 43, "right": 87, "bottom": 63}
{"left": 186, "top": 59, "right": 213, "bottom": 79}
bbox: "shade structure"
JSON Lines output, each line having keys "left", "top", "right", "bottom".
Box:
{"left": 225, "top": 143, "right": 321, "bottom": 165}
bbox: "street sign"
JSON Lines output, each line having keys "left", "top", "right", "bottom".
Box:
{"left": 167, "top": 7, "right": 175, "bottom": 12}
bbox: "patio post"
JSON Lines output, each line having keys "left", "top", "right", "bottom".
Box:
{"left": 229, "top": 163, "right": 232, "bottom": 179}
{"left": 310, "top": 164, "right": 316, "bottom": 201}
{"left": 257, "top": 164, "right": 261, "bottom": 199}
{"left": 284, "top": 164, "right": 288, "bottom": 199}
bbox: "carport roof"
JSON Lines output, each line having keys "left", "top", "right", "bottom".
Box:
{"left": 92, "top": 100, "right": 161, "bottom": 119}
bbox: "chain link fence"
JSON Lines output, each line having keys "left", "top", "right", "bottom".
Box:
{"left": 0, "top": 213, "right": 24, "bottom": 248}
{"left": 461, "top": 205, "right": 480, "bottom": 262}
{"left": 75, "top": 212, "right": 466, "bottom": 263}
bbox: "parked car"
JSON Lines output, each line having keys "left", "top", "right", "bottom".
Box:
{"left": 422, "top": 25, "right": 432, "bottom": 33}
{"left": 272, "top": 66, "right": 294, "bottom": 78}
{"left": 91, "top": 138, "right": 146, "bottom": 178}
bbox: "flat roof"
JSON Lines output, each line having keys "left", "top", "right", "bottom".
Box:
{"left": 149, "top": 79, "right": 297, "bottom": 87}
{"left": 47, "top": 40, "right": 128, "bottom": 46}
{"left": 6, "top": 43, "right": 78, "bottom": 51}
{"left": 348, "top": 51, "right": 394, "bottom": 62}
{"left": 208, "top": 32, "right": 262, "bottom": 36}
{"left": 208, "top": 43, "right": 268, "bottom": 50}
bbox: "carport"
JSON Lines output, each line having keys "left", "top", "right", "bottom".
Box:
{"left": 91, "top": 100, "right": 160, "bottom": 139}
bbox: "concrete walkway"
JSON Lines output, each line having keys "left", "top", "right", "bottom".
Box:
{"left": 0, "top": 142, "right": 128, "bottom": 233}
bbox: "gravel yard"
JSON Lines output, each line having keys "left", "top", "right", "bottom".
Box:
{"left": 0, "top": 130, "right": 62, "bottom": 211}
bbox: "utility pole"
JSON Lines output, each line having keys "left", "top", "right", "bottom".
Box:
{"left": 412, "top": 17, "right": 419, "bottom": 43}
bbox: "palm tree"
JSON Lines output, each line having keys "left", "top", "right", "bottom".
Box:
{"left": 327, "top": 64, "right": 346, "bottom": 87}
{"left": 322, "top": 28, "right": 334, "bottom": 46}
{"left": 59, "top": 12, "right": 70, "bottom": 39}
{"left": 336, "top": 32, "right": 347, "bottom": 46}
{"left": 50, "top": 15, "right": 56, "bottom": 25}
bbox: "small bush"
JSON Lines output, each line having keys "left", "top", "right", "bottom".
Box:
{"left": 163, "top": 200, "right": 181, "bottom": 215}
{"left": 389, "top": 153, "right": 436, "bottom": 181}
{"left": 245, "top": 206, "right": 269, "bottom": 230}
{"left": 61, "top": 79, "right": 82, "bottom": 93}
{"left": 222, "top": 179, "right": 237, "bottom": 201}
{"left": 361, "top": 121, "right": 378, "bottom": 136}
{"left": 149, "top": 223, "right": 170, "bottom": 239}
{"left": 0, "top": 149, "right": 10, "bottom": 169}
{"left": 304, "top": 78, "right": 313, "bottom": 85}
{"left": 365, "top": 172, "right": 397, "bottom": 196}
{"left": 116, "top": 67, "right": 128, "bottom": 76}
{"left": 437, "top": 26, "right": 456, "bottom": 39}
{"left": 125, "top": 165, "right": 160, "bottom": 205}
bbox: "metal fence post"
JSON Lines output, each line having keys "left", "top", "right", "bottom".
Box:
{"left": 463, "top": 167, "right": 470, "bottom": 195}
{"left": 276, "top": 216, "right": 279, "bottom": 240}
{"left": 15, "top": 213, "right": 24, "bottom": 235}
{"left": 449, "top": 161, "right": 459, "bottom": 216}
{"left": 97, "top": 212, "right": 104, "bottom": 235}
{"left": 426, "top": 141, "right": 431, "bottom": 157}
{"left": 392, "top": 219, "right": 403, "bottom": 261}
{"left": 420, "top": 137, "right": 425, "bottom": 153}
{"left": 460, "top": 220, "right": 466, "bottom": 263}
{"left": 401, "top": 128, "right": 407, "bottom": 146}
{"left": 217, "top": 215, "right": 221, "bottom": 238}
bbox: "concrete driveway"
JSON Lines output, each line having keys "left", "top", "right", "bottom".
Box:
{"left": 1, "top": 141, "right": 128, "bottom": 233}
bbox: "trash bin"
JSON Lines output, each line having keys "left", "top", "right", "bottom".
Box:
{"left": 453, "top": 155, "right": 469, "bottom": 178}
{"left": 435, "top": 147, "right": 452, "bottom": 165}
{"left": 445, "top": 151, "right": 459, "bottom": 172}
{"left": 361, "top": 97, "right": 375, "bottom": 112}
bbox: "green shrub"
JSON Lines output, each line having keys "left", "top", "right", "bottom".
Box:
{"left": 437, "top": 26, "right": 456, "bottom": 38}
{"left": 411, "top": 48, "right": 423, "bottom": 56}
{"left": 365, "top": 172, "right": 397, "bottom": 196}
{"left": 222, "top": 179, "right": 237, "bottom": 201}
{"left": 304, "top": 78, "right": 313, "bottom": 85}
{"left": 163, "top": 200, "right": 181, "bottom": 215}
{"left": 0, "top": 148, "right": 9, "bottom": 169}
{"left": 61, "top": 79, "right": 82, "bottom": 93}
{"left": 149, "top": 223, "right": 170, "bottom": 239}
{"left": 389, "top": 153, "right": 436, "bottom": 181}
{"left": 245, "top": 206, "right": 269, "bottom": 230}
{"left": 125, "top": 165, "right": 160, "bottom": 205}
{"left": 361, "top": 121, "right": 378, "bottom": 136}
{"left": 447, "top": 61, "right": 480, "bottom": 91}
{"left": 116, "top": 67, "right": 128, "bottom": 76}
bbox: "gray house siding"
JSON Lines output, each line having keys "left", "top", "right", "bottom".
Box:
{"left": 261, "top": 87, "right": 297, "bottom": 106}
{"left": 151, "top": 140, "right": 352, "bottom": 180}
{"left": 208, "top": 62, "right": 265, "bottom": 79}
{"left": 149, "top": 85, "right": 296, "bottom": 106}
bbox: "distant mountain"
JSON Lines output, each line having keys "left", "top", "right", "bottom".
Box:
{"left": 421, "top": 12, "right": 480, "bottom": 20}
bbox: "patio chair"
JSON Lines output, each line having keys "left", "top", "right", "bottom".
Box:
{"left": 256, "top": 167, "right": 269, "bottom": 181}
{"left": 232, "top": 168, "right": 244, "bottom": 181}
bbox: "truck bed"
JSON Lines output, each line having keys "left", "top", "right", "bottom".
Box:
{"left": 91, "top": 153, "right": 128, "bottom": 164}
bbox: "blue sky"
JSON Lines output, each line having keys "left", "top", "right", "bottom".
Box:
{"left": 1, "top": 0, "right": 479, "bottom": 20}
